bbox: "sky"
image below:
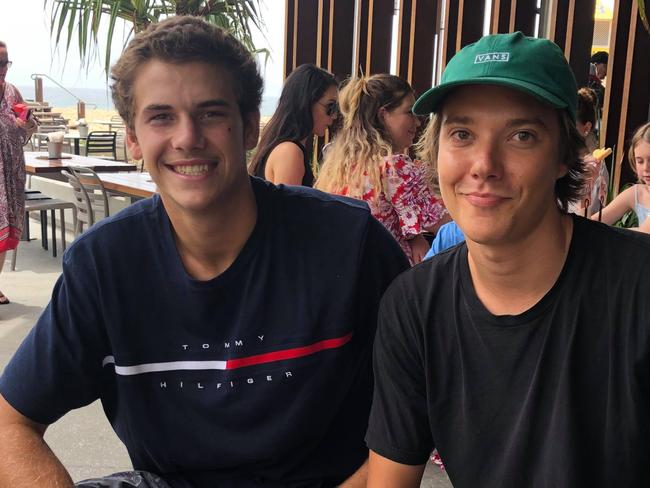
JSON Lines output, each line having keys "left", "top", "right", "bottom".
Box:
{"left": 0, "top": 0, "right": 286, "bottom": 97}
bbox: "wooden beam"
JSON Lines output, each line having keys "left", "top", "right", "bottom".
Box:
{"left": 396, "top": 0, "right": 438, "bottom": 96}
{"left": 513, "top": 0, "right": 537, "bottom": 36}
{"left": 283, "top": 0, "right": 320, "bottom": 78}
{"left": 356, "top": 0, "right": 395, "bottom": 75}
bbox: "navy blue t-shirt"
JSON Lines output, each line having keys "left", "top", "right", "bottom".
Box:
{"left": 0, "top": 177, "right": 408, "bottom": 487}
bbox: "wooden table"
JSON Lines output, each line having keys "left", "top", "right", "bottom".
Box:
{"left": 98, "top": 172, "right": 156, "bottom": 198}
{"left": 24, "top": 152, "right": 137, "bottom": 175}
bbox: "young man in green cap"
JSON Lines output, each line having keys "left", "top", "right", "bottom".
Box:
{"left": 366, "top": 32, "right": 650, "bottom": 487}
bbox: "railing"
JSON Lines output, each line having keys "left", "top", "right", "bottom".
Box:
{"left": 30, "top": 73, "right": 98, "bottom": 119}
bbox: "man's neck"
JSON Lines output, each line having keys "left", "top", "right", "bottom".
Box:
{"left": 164, "top": 180, "right": 258, "bottom": 281}
{"left": 466, "top": 212, "right": 573, "bottom": 316}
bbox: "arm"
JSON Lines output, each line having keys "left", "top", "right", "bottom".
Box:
{"left": 0, "top": 394, "right": 74, "bottom": 487}
{"left": 339, "top": 459, "right": 368, "bottom": 487}
{"left": 408, "top": 234, "right": 431, "bottom": 264}
{"left": 264, "top": 142, "right": 306, "bottom": 185}
{"left": 638, "top": 218, "right": 650, "bottom": 233}
{"left": 594, "top": 185, "right": 635, "bottom": 225}
{"left": 367, "top": 451, "right": 425, "bottom": 488}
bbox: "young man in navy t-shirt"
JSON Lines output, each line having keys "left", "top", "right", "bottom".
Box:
{"left": 0, "top": 16, "right": 408, "bottom": 487}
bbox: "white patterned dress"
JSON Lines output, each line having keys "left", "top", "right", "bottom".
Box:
{"left": 0, "top": 83, "right": 27, "bottom": 252}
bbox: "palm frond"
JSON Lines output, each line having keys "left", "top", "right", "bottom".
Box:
{"left": 44, "top": 0, "right": 267, "bottom": 77}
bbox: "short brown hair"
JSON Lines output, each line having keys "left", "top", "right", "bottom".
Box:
{"left": 416, "top": 108, "right": 586, "bottom": 212}
{"left": 628, "top": 122, "right": 650, "bottom": 177}
{"left": 111, "top": 16, "right": 263, "bottom": 129}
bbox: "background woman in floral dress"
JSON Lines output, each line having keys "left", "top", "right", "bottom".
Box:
{"left": 315, "top": 74, "right": 448, "bottom": 264}
{"left": 0, "top": 41, "right": 37, "bottom": 303}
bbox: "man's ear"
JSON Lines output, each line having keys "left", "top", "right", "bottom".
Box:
{"left": 126, "top": 127, "right": 142, "bottom": 161}
{"left": 244, "top": 110, "right": 261, "bottom": 151}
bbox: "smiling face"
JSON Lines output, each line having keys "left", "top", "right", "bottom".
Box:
{"left": 634, "top": 141, "right": 650, "bottom": 185}
{"left": 381, "top": 93, "right": 421, "bottom": 153}
{"left": 437, "top": 85, "right": 567, "bottom": 246}
{"left": 311, "top": 84, "right": 338, "bottom": 137}
{"left": 127, "top": 60, "right": 259, "bottom": 218}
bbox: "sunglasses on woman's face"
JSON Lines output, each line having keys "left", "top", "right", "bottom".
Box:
{"left": 318, "top": 100, "right": 339, "bottom": 117}
{"left": 0, "top": 61, "right": 12, "bottom": 68}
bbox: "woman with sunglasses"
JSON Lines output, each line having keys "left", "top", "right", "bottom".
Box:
{"left": 0, "top": 41, "right": 37, "bottom": 304}
{"left": 249, "top": 64, "right": 338, "bottom": 186}
{"left": 316, "top": 74, "right": 448, "bottom": 265}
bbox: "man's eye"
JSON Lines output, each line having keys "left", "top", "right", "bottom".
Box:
{"left": 513, "top": 131, "right": 535, "bottom": 142}
{"left": 149, "top": 113, "right": 171, "bottom": 122}
{"left": 451, "top": 129, "right": 471, "bottom": 140}
{"left": 202, "top": 111, "right": 225, "bottom": 120}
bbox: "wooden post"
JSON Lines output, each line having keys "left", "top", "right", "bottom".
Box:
{"left": 34, "top": 77, "right": 43, "bottom": 103}
{"left": 77, "top": 101, "right": 86, "bottom": 120}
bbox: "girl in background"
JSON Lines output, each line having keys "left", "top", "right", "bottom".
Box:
{"left": 248, "top": 64, "right": 338, "bottom": 186}
{"left": 595, "top": 122, "right": 650, "bottom": 228}
{"left": 315, "top": 74, "right": 447, "bottom": 264}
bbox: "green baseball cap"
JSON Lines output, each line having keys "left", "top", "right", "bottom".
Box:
{"left": 413, "top": 32, "right": 578, "bottom": 120}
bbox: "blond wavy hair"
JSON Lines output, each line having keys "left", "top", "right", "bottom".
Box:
{"left": 315, "top": 74, "right": 413, "bottom": 199}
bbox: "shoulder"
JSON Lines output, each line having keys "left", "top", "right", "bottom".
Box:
{"left": 384, "top": 243, "right": 463, "bottom": 307}
{"left": 267, "top": 141, "right": 306, "bottom": 162}
{"left": 63, "top": 196, "right": 162, "bottom": 263}
{"left": 253, "top": 175, "right": 369, "bottom": 217}
{"left": 575, "top": 215, "right": 650, "bottom": 259}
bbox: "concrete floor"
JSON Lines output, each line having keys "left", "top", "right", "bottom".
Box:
{"left": 0, "top": 218, "right": 452, "bottom": 486}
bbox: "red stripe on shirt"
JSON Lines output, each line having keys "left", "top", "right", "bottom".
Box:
{"left": 225, "top": 332, "right": 353, "bottom": 370}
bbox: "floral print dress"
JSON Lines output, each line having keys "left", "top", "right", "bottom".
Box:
{"left": 339, "top": 154, "right": 447, "bottom": 264}
{"left": 0, "top": 83, "right": 27, "bottom": 252}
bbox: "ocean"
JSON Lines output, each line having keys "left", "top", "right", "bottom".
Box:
{"left": 16, "top": 84, "right": 280, "bottom": 116}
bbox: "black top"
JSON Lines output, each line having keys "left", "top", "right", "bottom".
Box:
{"left": 367, "top": 215, "right": 650, "bottom": 487}
{"left": 253, "top": 139, "right": 314, "bottom": 187}
{"left": 0, "top": 177, "right": 409, "bottom": 487}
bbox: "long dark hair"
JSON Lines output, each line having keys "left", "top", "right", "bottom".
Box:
{"left": 248, "top": 64, "right": 337, "bottom": 177}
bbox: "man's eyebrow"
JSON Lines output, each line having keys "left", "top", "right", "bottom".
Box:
{"left": 142, "top": 104, "right": 172, "bottom": 112}
{"left": 442, "top": 115, "right": 473, "bottom": 125}
{"left": 442, "top": 115, "right": 549, "bottom": 129}
{"left": 196, "top": 99, "right": 231, "bottom": 109}
{"left": 505, "top": 117, "right": 549, "bottom": 129}
{"left": 141, "top": 100, "right": 231, "bottom": 112}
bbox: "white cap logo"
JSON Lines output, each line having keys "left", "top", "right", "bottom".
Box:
{"left": 474, "top": 52, "right": 510, "bottom": 63}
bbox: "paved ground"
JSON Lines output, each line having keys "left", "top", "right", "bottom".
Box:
{"left": 0, "top": 218, "right": 452, "bottom": 486}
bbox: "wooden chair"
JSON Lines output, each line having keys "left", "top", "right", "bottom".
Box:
{"left": 61, "top": 167, "right": 110, "bottom": 235}
{"left": 85, "top": 131, "right": 117, "bottom": 160}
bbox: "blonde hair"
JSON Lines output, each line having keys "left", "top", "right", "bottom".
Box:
{"left": 414, "top": 113, "right": 442, "bottom": 195}
{"left": 315, "top": 74, "right": 412, "bottom": 198}
{"left": 629, "top": 122, "right": 650, "bottom": 179}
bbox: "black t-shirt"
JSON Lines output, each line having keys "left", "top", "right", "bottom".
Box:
{"left": 0, "top": 177, "right": 408, "bottom": 487}
{"left": 366, "top": 215, "right": 650, "bottom": 487}
{"left": 253, "top": 139, "right": 313, "bottom": 187}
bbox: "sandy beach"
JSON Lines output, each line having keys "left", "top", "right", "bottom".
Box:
{"left": 53, "top": 106, "right": 120, "bottom": 132}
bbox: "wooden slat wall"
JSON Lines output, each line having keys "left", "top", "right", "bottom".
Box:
{"left": 396, "top": 0, "right": 438, "bottom": 97}
{"left": 489, "top": 0, "right": 537, "bottom": 36}
{"left": 355, "top": 0, "right": 395, "bottom": 75}
{"left": 283, "top": 0, "right": 319, "bottom": 77}
{"left": 549, "top": 0, "right": 597, "bottom": 88}
{"left": 602, "top": 0, "right": 650, "bottom": 192}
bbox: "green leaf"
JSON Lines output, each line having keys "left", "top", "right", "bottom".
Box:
{"left": 44, "top": 0, "right": 267, "bottom": 75}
